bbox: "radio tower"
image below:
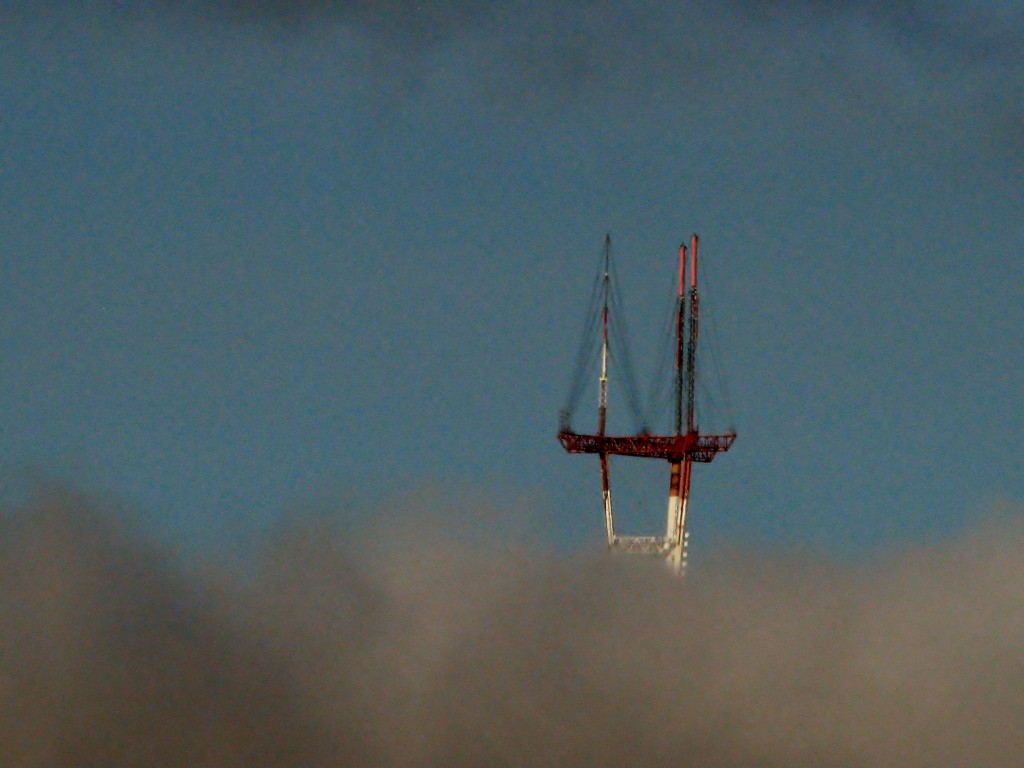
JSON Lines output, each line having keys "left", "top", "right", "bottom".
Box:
{"left": 558, "top": 234, "right": 735, "bottom": 573}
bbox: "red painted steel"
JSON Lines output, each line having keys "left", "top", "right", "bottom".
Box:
{"left": 690, "top": 233, "right": 698, "bottom": 289}
{"left": 678, "top": 243, "right": 686, "bottom": 297}
{"left": 557, "top": 430, "right": 735, "bottom": 463}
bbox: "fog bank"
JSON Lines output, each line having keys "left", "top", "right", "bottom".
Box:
{"left": 2, "top": 494, "right": 1022, "bottom": 766}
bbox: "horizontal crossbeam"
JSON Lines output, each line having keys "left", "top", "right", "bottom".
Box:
{"left": 610, "top": 535, "right": 671, "bottom": 555}
{"left": 558, "top": 430, "right": 735, "bottom": 463}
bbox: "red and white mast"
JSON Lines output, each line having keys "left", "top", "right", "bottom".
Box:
{"left": 558, "top": 233, "right": 734, "bottom": 573}
{"left": 667, "top": 234, "right": 699, "bottom": 572}
{"left": 598, "top": 235, "right": 614, "bottom": 546}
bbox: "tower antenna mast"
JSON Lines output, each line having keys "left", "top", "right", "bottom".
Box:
{"left": 558, "top": 233, "right": 734, "bottom": 573}
{"left": 599, "top": 234, "right": 613, "bottom": 544}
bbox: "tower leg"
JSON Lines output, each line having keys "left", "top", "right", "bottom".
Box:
{"left": 667, "top": 456, "right": 692, "bottom": 577}
{"left": 665, "top": 460, "right": 681, "bottom": 544}
{"left": 666, "top": 459, "right": 692, "bottom": 574}
{"left": 600, "top": 453, "right": 615, "bottom": 546}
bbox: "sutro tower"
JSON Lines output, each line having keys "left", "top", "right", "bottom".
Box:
{"left": 558, "top": 234, "right": 735, "bottom": 573}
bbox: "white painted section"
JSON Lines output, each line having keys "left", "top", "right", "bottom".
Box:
{"left": 665, "top": 494, "right": 681, "bottom": 542}
{"left": 603, "top": 489, "right": 615, "bottom": 546}
{"left": 666, "top": 494, "right": 690, "bottom": 574}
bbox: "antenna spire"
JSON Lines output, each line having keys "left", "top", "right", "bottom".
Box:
{"left": 674, "top": 243, "right": 686, "bottom": 437}
{"left": 598, "top": 234, "right": 611, "bottom": 438}
{"left": 685, "top": 233, "right": 699, "bottom": 435}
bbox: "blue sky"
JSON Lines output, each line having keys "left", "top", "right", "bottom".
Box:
{"left": 2, "top": 1, "right": 1022, "bottom": 559}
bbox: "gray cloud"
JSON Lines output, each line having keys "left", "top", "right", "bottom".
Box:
{"left": 4, "top": 491, "right": 1024, "bottom": 766}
